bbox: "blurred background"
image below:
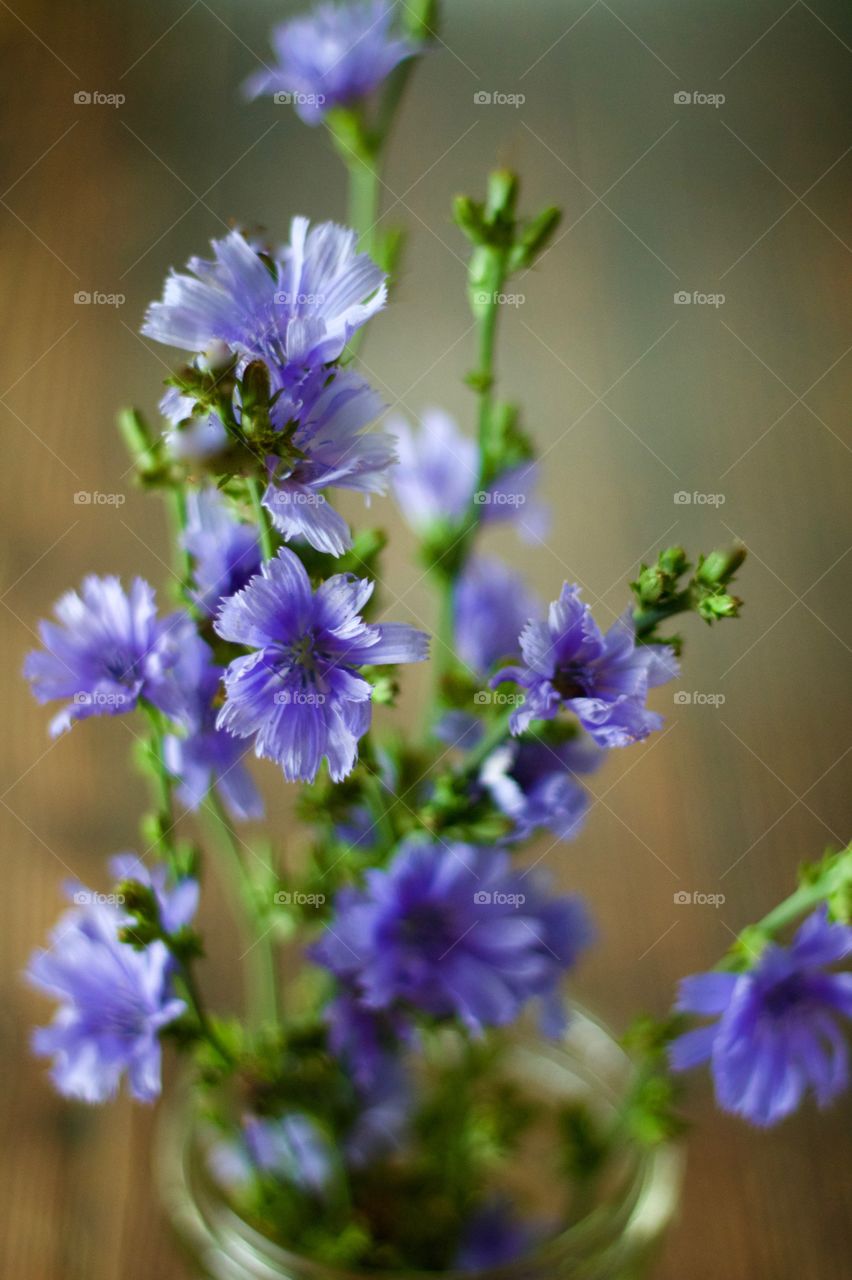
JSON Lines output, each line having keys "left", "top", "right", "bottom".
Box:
{"left": 1, "top": 0, "right": 850, "bottom": 1276}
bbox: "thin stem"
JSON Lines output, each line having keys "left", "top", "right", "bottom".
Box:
{"left": 755, "top": 848, "right": 852, "bottom": 939}
{"left": 175, "top": 954, "right": 234, "bottom": 1066}
{"left": 247, "top": 476, "right": 276, "bottom": 561}
{"left": 167, "top": 485, "right": 193, "bottom": 589}
{"left": 347, "top": 151, "right": 381, "bottom": 259}
{"left": 203, "top": 791, "right": 279, "bottom": 1028}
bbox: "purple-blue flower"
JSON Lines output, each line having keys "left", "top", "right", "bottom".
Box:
{"left": 389, "top": 409, "right": 548, "bottom": 540}
{"left": 244, "top": 1113, "right": 337, "bottom": 1196}
{"left": 163, "top": 637, "right": 264, "bottom": 822}
{"left": 24, "top": 576, "right": 193, "bottom": 736}
{"left": 493, "top": 586, "right": 678, "bottom": 746}
{"left": 26, "top": 884, "right": 187, "bottom": 1103}
{"left": 670, "top": 907, "right": 852, "bottom": 1126}
{"left": 455, "top": 1197, "right": 538, "bottom": 1272}
{"left": 143, "top": 219, "right": 386, "bottom": 385}
{"left": 214, "top": 548, "right": 428, "bottom": 783}
{"left": 454, "top": 556, "right": 539, "bottom": 675}
{"left": 312, "top": 839, "right": 592, "bottom": 1036}
{"left": 243, "top": 1, "right": 418, "bottom": 125}
{"left": 480, "top": 734, "right": 605, "bottom": 843}
{"left": 184, "top": 486, "right": 261, "bottom": 615}
{"left": 108, "top": 852, "right": 199, "bottom": 937}
{"left": 262, "top": 368, "right": 395, "bottom": 556}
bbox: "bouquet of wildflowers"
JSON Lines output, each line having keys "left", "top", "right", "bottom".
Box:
{"left": 23, "top": 3, "right": 852, "bottom": 1274}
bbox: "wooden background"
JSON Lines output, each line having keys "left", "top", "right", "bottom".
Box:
{"left": 1, "top": 1, "right": 850, "bottom": 1276}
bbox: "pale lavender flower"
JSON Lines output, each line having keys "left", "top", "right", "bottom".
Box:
{"left": 670, "top": 907, "right": 852, "bottom": 1126}
{"left": 480, "top": 734, "right": 605, "bottom": 843}
{"left": 24, "top": 577, "right": 192, "bottom": 735}
{"left": 108, "top": 853, "right": 199, "bottom": 936}
{"left": 26, "top": 887, "right": 186, "bottom": 1103}
{"left": 244, "top": 1113, "right": 337, "bottom": 1196}
{"left": 143, "top": 219, "right": 386, "bottom": 384}
{"left": 163, "top": 637, "right": 264, "bottom": 822}
{"left": 183, "top": 487, "right": 261, "bottom": 615}
{"left": 262, "top": 368, "right": 395, "bottom": 556}
{"left": 454, "top": 556, "right": 539, "bottom": 675}
{"left": 214, "top": 548, "right": 428, "bottom": 783}
{"left": 244, "top": 1, "right": 418, "bottom": 125}
{"left": 389, "top": 408, "right": 548, "bottom": 539}
{"left": 493, "top": 586, "right": 678, "bottom": 746}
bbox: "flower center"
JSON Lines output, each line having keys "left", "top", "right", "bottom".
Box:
{"left": 552, "top": 665, "right": 589, "bottom": 700}
{"left": 763, "top": 974, "right": 807, "bottom": 1019}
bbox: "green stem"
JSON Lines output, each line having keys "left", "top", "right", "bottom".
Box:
{"left": 755, "top": 849, "right": 852, "bottom": 940}
{"left": 347, "top": 150, "right": 381, "bottom": 258}
{"left": 175, "top": 955, "right": 234, "bottom": 1066}
{"left": 203, "top": 791, "right": 279, "bottom": 1028}
{"left": 247, "top": 476, "right": 276, "bottom": 561}
{"left": 167, "top": 485, "right": 192, "bottom": 589}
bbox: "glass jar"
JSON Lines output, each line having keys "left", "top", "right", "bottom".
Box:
{"left": 155, "top": 1010, "right": 683, "bottom": 1280}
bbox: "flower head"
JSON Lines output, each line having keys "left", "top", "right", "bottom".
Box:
{"left": 493, "top": 585, "right": 678, "bottom": 746}
{"left": 670, "top": 907, "right": 852, "bottom": 1126}
{"left": 262, "top": 368, "right": 396, "bottom": 555}
{"left": 312, "top": 839, "right": 592, "bottom": 1036}
{"left": 163, "top": 636, "right": 264, "bottom": 822}
{"left": 480, "top": 733, "right": 605, "bottom": 843}
{"left": 24, "top": 576, "right": 192, "bottom": 735}
{"left": 389, "top": 408, "right": 548, "bottom": 540}
{"left": 26, "top": 885, "right": 187, "bottom": 1103}
{"left": 214, "top": 548, "right": 428, "bottom": 782}
{"left": 108, "top": 852, "right": 199, "bottom": 937}
{"left": 184, "top": 486, "right": 261, "bottom": 615}
{"left": 244, "top": 1, "right": 418, "bottom": 124}
{"left": 454, "top": 556, "right": 539, "bottom": 676}
{"left": 142, "top": 219, "right": 386, "bottom": 383}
